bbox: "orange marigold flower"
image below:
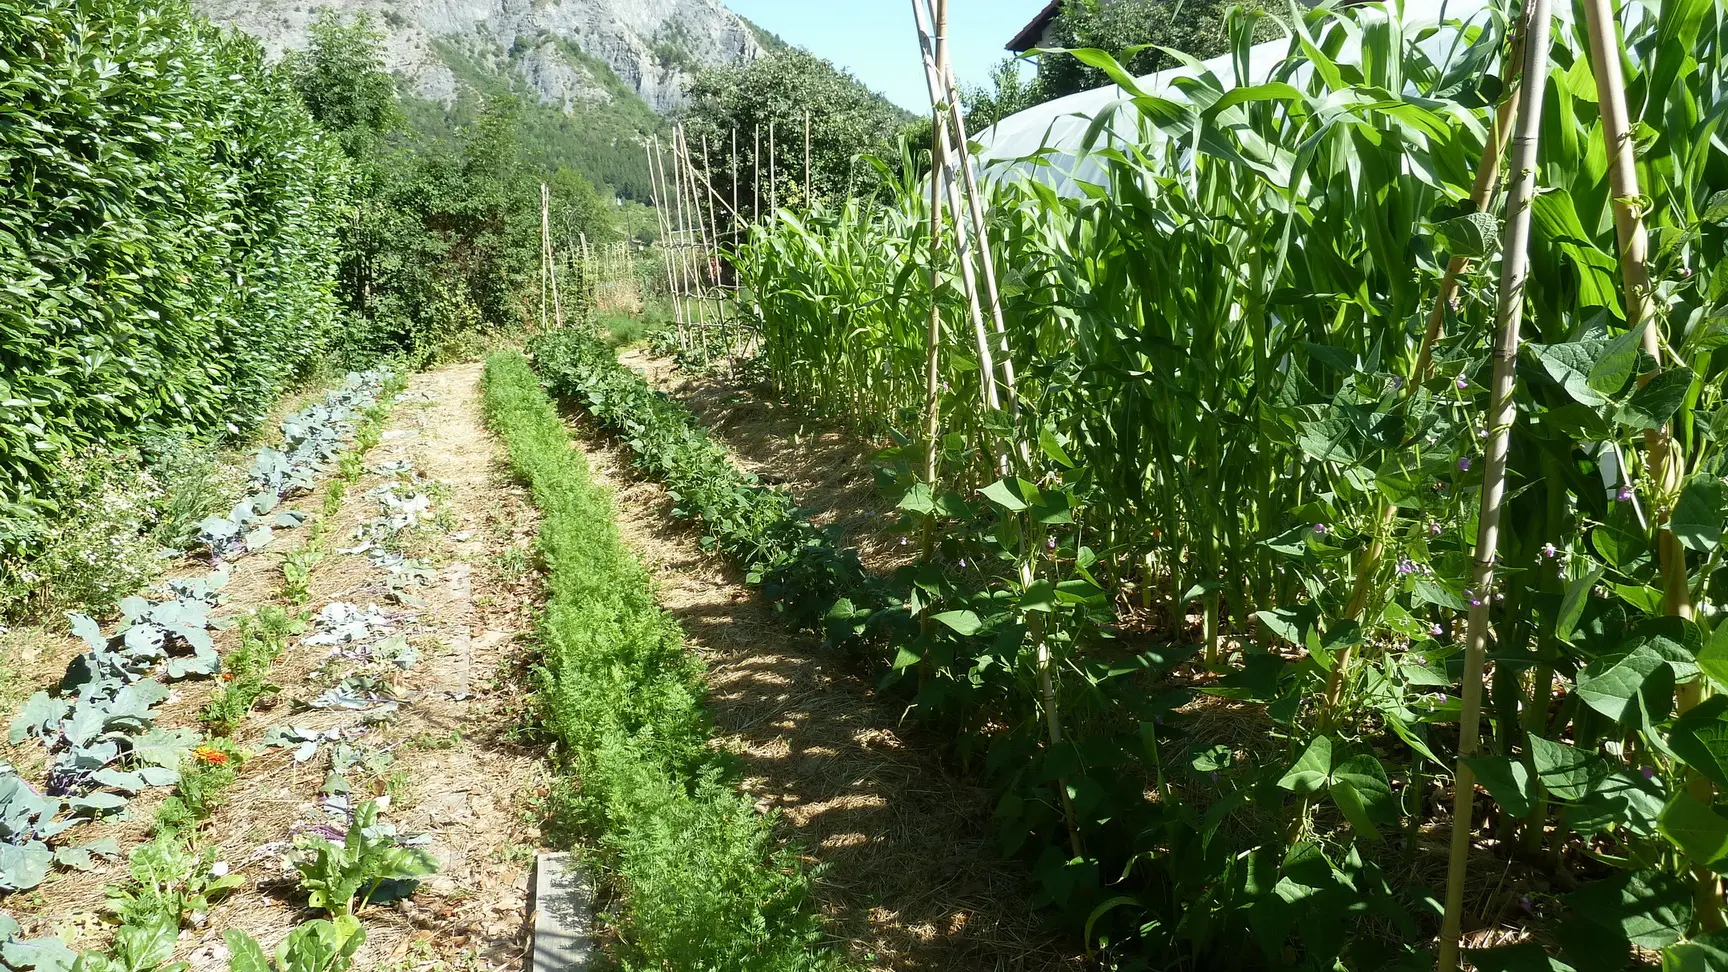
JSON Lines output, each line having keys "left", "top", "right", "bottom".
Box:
{"left": 221, "top": 673, "right": 236, "bottom": 682}
{"left": 193, "top": 746, "right": 230, "bottom": 766}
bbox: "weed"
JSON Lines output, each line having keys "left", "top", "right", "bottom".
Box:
{"left": 409, "top": 730, "right": 463, "bottom": 751}
{"left": 154, "top": 739, "right": 245, "bottom": 837}
{"left": 202, "top": 609, "right": 303, "bottom": 734}
{"left": 494, "top": 545, "right": 533, "bottom": 578}
{"left": 323, "top": 479, "right": 348, "bottom": 518}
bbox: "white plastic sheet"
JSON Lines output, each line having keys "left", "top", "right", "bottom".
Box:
{"left": 972, "top": 0, "right": 1548, "bottom": 192}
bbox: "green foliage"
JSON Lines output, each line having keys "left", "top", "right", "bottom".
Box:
{"left": 225, "top": 917, "right": 366, "bottom": 972}
{"left": 418, "top": 34, "right": 663, "bottom": 203}
{"left": 286, "top": 13, "right": 402, "bottom": 158}
{"left": 684, "top": 50, "right": 910, "bottom": 211}
{"left": 481, "top": 351, "right": 838, "bottom": 972}
{"left": 153, "top": 740, "right": 245, "bottom": 838}
{"left": 960, "top": 57, "right": 1047, "bottom": 131}
{"left": 202, "top": 608, "right": 304, "bottom": 735}
{"left": 1038, "top": 0, "right": 1283, "bottom": 99}
{"left": 0, "top": 0, "right": 350, "bottom": 518}
{"left": 107, "top": 835, "right": 244, "bottom": 930}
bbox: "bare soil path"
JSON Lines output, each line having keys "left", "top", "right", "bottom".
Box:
{"left": 568, "top": 355, "right": 1083, "bottom": 972}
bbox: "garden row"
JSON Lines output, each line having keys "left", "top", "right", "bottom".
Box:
{"left": 480, "top": 352, "right": 838, "bottom": 972}
{"left": 0, "top": 371, "right": 444, "bottom": 972}
{"left": 720, "top": 0, "right": 1728, "bottom": 967}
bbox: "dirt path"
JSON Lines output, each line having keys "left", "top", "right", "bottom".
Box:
{"left": 568, "top": 410, "right": 1082, "bottom": 972}
{"left": 621, "top": 350, "right": 913, "bottom": 573}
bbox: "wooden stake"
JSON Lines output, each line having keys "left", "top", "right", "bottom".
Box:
{"left": 539, "top": 182, "right": 551, "bottom": 333}
{"left": 1437, "top": 0, "right": 1551, "bottom": 966}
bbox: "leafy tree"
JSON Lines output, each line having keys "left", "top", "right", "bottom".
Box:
{"left": 285, "top": 12, "right": 401, "bottom": 158}
{"left": 1038, "top": 0, "right": 1282, "bottom": 100}
{"left": 289, "top": 17, "right": 614, "bottom": 365}
{"left": 960, "top": 57, "right": 1046, "bottom": 131}
{"left": 684, "top": 50, "right": 908, "bottom": 211}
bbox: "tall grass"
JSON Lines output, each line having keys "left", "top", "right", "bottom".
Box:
{"left": 481, "top": 351, "right": 838, "bottom": 972}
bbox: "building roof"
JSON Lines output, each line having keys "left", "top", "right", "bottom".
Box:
{"left": 1006, "top": 0, "right": 1064, "bottom": 52}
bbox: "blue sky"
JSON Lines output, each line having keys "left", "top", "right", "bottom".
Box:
{"left": 722, "top": 0, "right": 1052, "bottom": 112}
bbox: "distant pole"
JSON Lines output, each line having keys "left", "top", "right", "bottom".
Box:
{"left": 731, "top": 127, "right": 740, "bottom": 240}
{"left": 753, "top": 124, "right": 762, "bottom": 224}
{"left": 769, "top": 119, "right": 778, "bottom": 215}
{"left": 539, "top": 182, "right": 550, "bottom": 332}
{"left": 804, "top": 108, "right": 812, "bottom": 203}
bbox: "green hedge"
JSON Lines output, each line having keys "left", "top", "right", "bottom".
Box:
{"left": 480, "top": 352, "right": 837, "bottom": 972}
{"left": 0, "top": 0, "right": 350, "bottom": 516}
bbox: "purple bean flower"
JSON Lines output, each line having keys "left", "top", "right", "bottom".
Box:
{"left": 1616, "top": 486, "right": 1634, "bottom": 503}
{"left": 1046, "top": 536, "right": 1057, "bottom": 550}
{"left": 957, "top": 558, "right": 967, "bottom": 568}
{"left": 1428, "top": 521, "right": 1442, "bottom": 537}
{"left": 1390, "top": 376, "right": 1404, "bottom": 390}
{"left": 1209, "top": 771, "right": 1220, "bottom": 782}
{"left": 1457, "top": 456, "right": 1473, "bottom": 472}
{"left": 1518, "top": 896, "right": 1534, "bottom": 914}
{"left": 1430, "top": 623, "right": 1445, "bottom": 638}
{"left": 1641, "top": 765, "right": 1657, "bottom": 780}
{"left": 1398, "top": 559, "right": 1418, "bottom": 576}
{"left": 1312, "top": 523, "right": 1328, "bottom": 535}
{"left": 1456, "top": 377, "right": 1469, "bottom": 390}
{"left": 1541, "top": 543, "right": 1558, "bottom": 560}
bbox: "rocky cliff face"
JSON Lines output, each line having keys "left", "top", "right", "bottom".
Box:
{"left": 194, "top": 0, "right": 767, "bottom": 112}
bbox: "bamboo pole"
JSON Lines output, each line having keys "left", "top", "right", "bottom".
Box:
{"left": 770, "top": 119, "right": 778, "bottom": 215}
{"left": 804, "top": 108, "right": 813, "bottom": 202}
{"left": 754, "top": 124, "right": 762, "bottom": 224}
{"left": 910, "top": 3, "right": 1004, "bottom": 434}
{"left": 672, "top": 128, "right": 707, "bottom": 357}
{"left": 731, "top": 127, "right": 741, "bottom": 241}
{"left": 648, "top": 137, "right": 685, "bottom": 344}
{"left": 1581, "top": 0, "right": 1719, "bottom": 929}
{"left": 1436, "top": 1, "right": 1551, "bottom": 967}
{"left": 539, "top": 182, "right": 551, "bottom": 332}
{"left": 913, "top": 0, "right": 1079, "bottom": 859}
{"left": 940, "top": 60, "right": 1020, "bottom": 411}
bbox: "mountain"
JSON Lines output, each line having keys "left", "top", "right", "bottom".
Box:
{"left": 194, "top": 0, "right": 776, "bottom": 114}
